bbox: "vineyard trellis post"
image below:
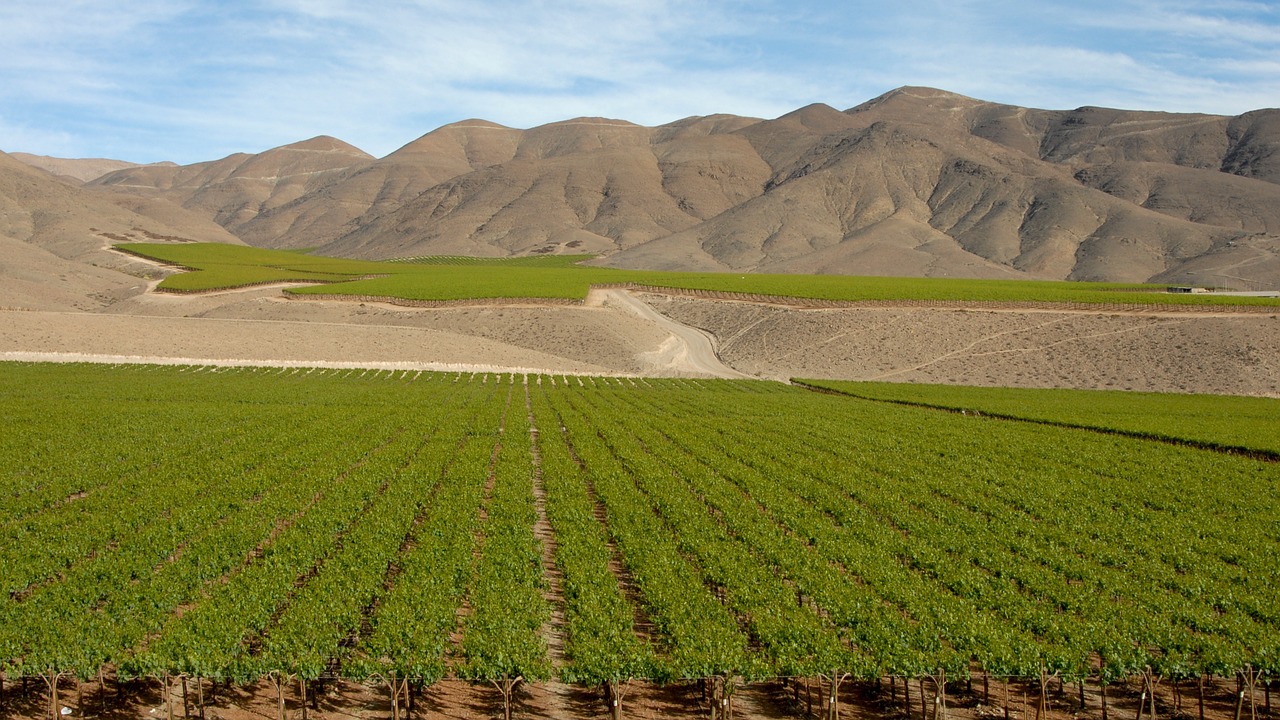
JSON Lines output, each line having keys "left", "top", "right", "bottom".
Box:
{"left": 1238, "top": 665, "right": 1262, "bottom": 720}
{"left": 819, "top": 671, "right": 849, "bottom": 720}
{"left": 1139, "top": 667, "right": 1163, "bottom": 720}
{"left": 1034, "top": 668, "right": 1058, "bottom": 720}
{"left": 265, "top": 671, "right": 289, "bottom": 720}
{"left": 605, "top": 678, "right": 632, "bottom": 720}
{"left": 707, "top": 675, "right": 736, "bottom": 720}
{"left": 491, "top": 675, "right": 522, "bottom": 720}
{"left": 1003, "top": 676, "right": 1010, "bottom": 720}
{"left": 903, "top": 676, "right": 912, "bottom": 720}
{"left": 926, "top": 669, "right": 947, "bottom": 720}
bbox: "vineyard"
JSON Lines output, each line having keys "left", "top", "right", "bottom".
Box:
{"left": 115, "top": 242, "right": 1280, "bottom": 307}
{"left": 1, "top": 362, "right": 1277, "bottom": 720}
{"left": 797, "top": 381, "right": 1280, "bottom": 457}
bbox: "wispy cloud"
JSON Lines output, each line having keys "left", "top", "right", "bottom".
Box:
{"left": 1, "top": 0, "right": 1276, "bottom": 163}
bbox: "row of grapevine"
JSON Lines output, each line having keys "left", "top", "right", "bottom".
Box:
{"left": 527, "top": 381, "right": 654, "bottom": 717}
{"left": 457, "top": 380, "right": 552, "bottom": 719}
{"left": 1, "top": 362, "right": 1275, "bottom": 720}
{"left": 549, "top": 377, "right": 1279, "bottom": 682}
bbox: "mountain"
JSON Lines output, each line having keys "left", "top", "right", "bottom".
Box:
{"left": 8, "top": 153, "right": 175, "bottom": 184}
{"left": 230, "top": 120, "right": 524, "bottom": 249}
{"left": 75, "top": 88, "right": 1280, "bottom": 285}
{"left": 604, "top": 88, "right": 1280, "bottom": 283}
{"left": 0, "top": 150, "right": 242, "bottom": 310}
{"left": 90, "top": 136, "right": 375, "bottom": 241}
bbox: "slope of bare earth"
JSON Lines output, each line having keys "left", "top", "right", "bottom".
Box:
{"left": 643, "top": 294, "right": 1280, "bottom": 397}
{"left": 605, "top": 93, "right": 1280, "bottom": 284}
{"left": 66, "top": 87, "right": 1280, "bottom": 285}
{"left": 8, "top": 152, "right": 174, "bottom": 184}
{"left": 4, "top": 264, "right": 1278, "bottom": 396}
{"left": 0, "top": 283, "right": 749, "bottom": 377}
{"left": 311, "top": 90, "right": 1280, "bottom": 285}
{"left": 0, "top": 151, "right": 245, "bottom": 310}
{"left": 89, "top": 136, "right": 375, "bottom": 239}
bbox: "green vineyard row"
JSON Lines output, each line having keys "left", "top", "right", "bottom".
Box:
{"left": 798, "top": 380, "right": 1280, "bottom": 457}
{"left": 115, "top": 242, "right": 1280, "bottom": 306}
{"left": 1, "top": 362, "right": 1276, "bottom": 700}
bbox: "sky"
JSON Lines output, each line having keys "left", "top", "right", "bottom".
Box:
{"left": 1, "top": 0, "right": 1277, "bottom": 164}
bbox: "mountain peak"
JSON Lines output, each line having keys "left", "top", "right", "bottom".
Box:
{"left": 279, "top": 135, "right": 373, "bottom": 158}
{"left": 436, "top": 119, "right": 516, "bottom": 131}
{"left": 849, "top": 86, "right": 982, "bottom": 114}
{"left": 776, "top": 103, "right": 857, "bottom": 133}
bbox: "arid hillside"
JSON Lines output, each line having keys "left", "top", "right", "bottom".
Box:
{"left": 71, "top": 86, "right": 1280, "bottom": 286}
{"left": 8, "top": 152, "right": 174, "bottom": 184}
{"left": 0, "top": 150, "right": 243, "bottom": 310}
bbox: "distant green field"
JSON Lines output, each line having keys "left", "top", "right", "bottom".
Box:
{"left": 118, "top": 242, "right": 1280, "bottom": 306}
{"left": 799, "top": 379, "right": 1280, "bottom": 457}
{"left": 388, "top": 254, "right": 597, "bottom": 268}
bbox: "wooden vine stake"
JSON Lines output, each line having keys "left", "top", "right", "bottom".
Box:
{"left": 905, "top": 676, "right": 913, "bottom": 720}
{"left": 1034, "top": 668, "right": 1056, "bottom": 720}
{"left": 605, "top": 678, "right": 632, "bottom": 720}
{"left": 1144, "top": 667, "right": 1163, "bottom": 720}
{"left": 374, "top": 671, "right": 411, "bottom": 720}
{"left": 265, "top": 671, "right": 288, "bottom": 720}
{"left": 491, "top": 675, "right": 522, "bottom": 720}
{"left": 708, "top": 675, "right": 735, "bottom": 720}
{"left": 998, "top": 671, "right": 1008, "bottom": 717}
{"left": 1237, "top": 665, "right": 1262, "bottom": 720}
{"left": 926, "top": 669, "right": 948, "bottom": 720}
{"left": 1197, "top": 675, "right": 1206, "bottom": 720}
{"left": 821, "top": 671, "right": 850, "bottom": 720}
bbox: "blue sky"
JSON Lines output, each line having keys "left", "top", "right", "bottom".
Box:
{"left": 2, "top": 0, "right": 1277, "bottom": 164}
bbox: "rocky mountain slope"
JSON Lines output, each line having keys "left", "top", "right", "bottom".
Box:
{"left": 61, "top": 87, "right": 1280, "bottom": 285}
{"left": 9, "top": 153, "right": 174, "bottom": 184}
{"left": 0, "top": 150, "right": 242, "bottom": 310}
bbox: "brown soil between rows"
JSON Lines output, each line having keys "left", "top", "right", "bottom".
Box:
{"left": 3, "top": 673, "right": 1271, "bottom": 720}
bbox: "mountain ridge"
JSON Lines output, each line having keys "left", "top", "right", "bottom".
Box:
{"left": 44, "top": 87, "right": 1280, "bottom": 285}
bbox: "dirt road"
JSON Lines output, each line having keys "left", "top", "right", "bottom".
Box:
{"left": 602, "top": 289, "right": 754, "bottom": 379}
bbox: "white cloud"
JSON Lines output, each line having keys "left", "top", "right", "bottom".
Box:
{"left": 1, "top": 0, "right": 1277, "bottom": 162}
{"left": 0, "top": 115, "right": 79, "bottom": 157}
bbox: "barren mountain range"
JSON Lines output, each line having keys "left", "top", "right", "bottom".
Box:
{"left": 7, "top": 86, "right": 1280, "bottom": 286}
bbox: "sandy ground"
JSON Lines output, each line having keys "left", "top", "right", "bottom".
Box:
{"left": 644, "top": 295, "right": 1280, "bottom": 396}
{"left": 0, "top": 286, "right": 753, "bottom": 378}
{"left": 5, "top": 281, "right": 1280, "bottom": 394}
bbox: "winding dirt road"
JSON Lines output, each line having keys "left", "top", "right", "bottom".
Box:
{"left": 601, "top": 289, "right": 754, "bottom": 379}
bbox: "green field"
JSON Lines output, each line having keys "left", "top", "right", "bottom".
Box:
{"left": 799, "top": 380, "right": 1280, "bottom": 457}
{"left": 117, "top": 242, "right": 1280, "bottom": 306}
{"left": 2, "top": 361, "right": 1276, "bottom": 716}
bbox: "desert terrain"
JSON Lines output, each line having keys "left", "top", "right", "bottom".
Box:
{"left": 3, "top": 276, "right": 1278, "bottom": 397}
{"left": 29, "top": 87, "right": 1275, "bottom": 288}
